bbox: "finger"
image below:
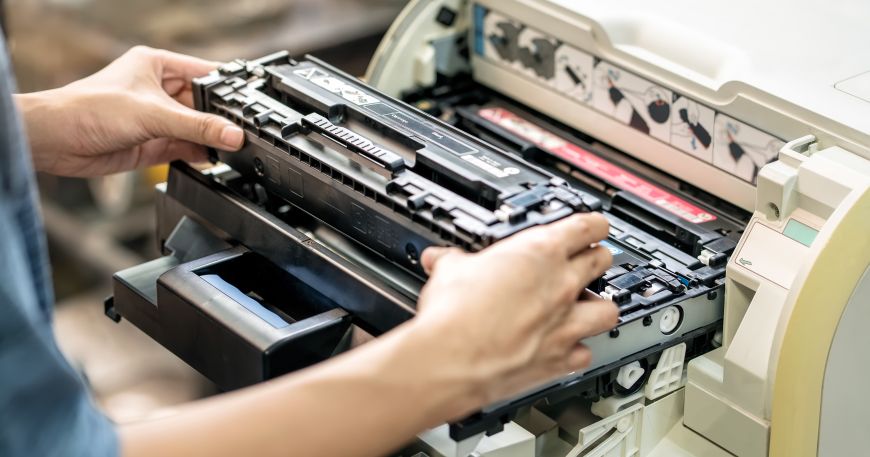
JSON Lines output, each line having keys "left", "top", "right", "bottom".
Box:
{"left": 162, "top": 78, "right": 187, "bottom": 98}
{"left": 148, "top": 103, "right": 245, "bottom": 151}
{"left": 540, "top": 300, "right": 617, "bottom": 360}
{"left": 563, "top": 344, "right": 593, "bottom": 373}
{"left": 538, "top": 344, "right": 594, "bottom": 382}
{"left": 484, "top": 343, "right": 593, "bottom": 402}
{"left": 567, "top": 245, "right": 613, "bottom": 287}
{"left": 152, "top": 47, "right": 222, "bottom": 83}
{"left": 172, "top": 87, "right": 195, "bottom": 109}
{"left": 579, "top": 289, "right": 599, "bottom": 301}
{"left": 420, "top": 246, "right": 461, "bottom": 274}
{"left": 555, "top": 300, "right": 619, "bottom": 348}
{"left": 537, "top": 213, "right": 610, "bottom": 257}
{"left": 139, "top": 139, "right": 209, "bottom": 166}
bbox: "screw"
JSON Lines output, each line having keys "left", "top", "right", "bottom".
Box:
{"left": 768, "top": 202, "right": 781, "bottom": 219}
{"left": 405, "top": 243, "right": 420, "bottom": 265}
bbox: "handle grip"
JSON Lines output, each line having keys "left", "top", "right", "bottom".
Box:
{"left": 301, "top": 113, "right": 406, "bottom": 177}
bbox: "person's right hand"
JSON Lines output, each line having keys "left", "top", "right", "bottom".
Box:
{"left": 411, "top": 213, "right": 618, "bottom": 417}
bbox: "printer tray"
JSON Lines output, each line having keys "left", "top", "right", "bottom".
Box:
{"left": 113, "top": 245, "right": 353, "bottom": 390}
{"left": 109, "top": 163, "right": 418, "bottom": 390}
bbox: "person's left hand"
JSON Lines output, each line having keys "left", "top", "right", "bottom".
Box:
{"left": 16, "top": 46, "right": 245, "bottom": 177}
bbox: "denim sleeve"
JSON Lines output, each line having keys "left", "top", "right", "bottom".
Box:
{"left": 0, "top": 27, "right": 119, "bottom": 457}
{"left": 0, "top": 199, "right": 119, "bottom": 457}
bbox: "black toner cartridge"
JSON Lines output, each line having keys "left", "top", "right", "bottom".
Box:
{"left": 191, "top": 52, "right": 729, "bottom": 329}
{"left": 111, "top": 51, "right": 732, "bottom": 443}
{"left": 193, "top": 52, "right": 601, "bottom": 276}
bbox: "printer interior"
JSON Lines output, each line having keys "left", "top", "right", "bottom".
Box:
{"left": 110, "top": 49, "right": 746, "bottom": 440}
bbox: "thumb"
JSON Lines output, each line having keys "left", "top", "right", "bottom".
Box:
{"left": 421, "top": 246, "right": 460, "bottom": 275}
{"left": 152, "top": 104, "right": 245, "bottom": 151}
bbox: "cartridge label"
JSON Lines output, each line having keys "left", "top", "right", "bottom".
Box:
{"left": 294, "top": 67, "right": 380, "bottom": 106}
{"left": 293, "top": 64, "right": 539, "bottom": 186}
{"left": 479, "top": 107, "right": 717, "bottom": 224}
{"left": 461, "top": 154, "right": 521, "bottom": 178}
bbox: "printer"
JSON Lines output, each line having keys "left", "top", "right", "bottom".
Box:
{"left": 108, "top": 1, "right": 870, "bottom": 456}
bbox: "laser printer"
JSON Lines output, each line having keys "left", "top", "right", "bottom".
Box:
{"left": 108, "top": 1, "right": 870, "bottom": 456}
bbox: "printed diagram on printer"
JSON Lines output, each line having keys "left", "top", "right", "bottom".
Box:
{"left": 713, "top": 114, "right": 784, "bottom": 183}
{"left": 480, "top": 6, "right": 593, "bottom": 104}
{"left": 552, "top": 45, "right": 595, "bottom": 104}
{"left": 670, "top": 95, "right": 715, "bottom": 162}
{"left": 482, "top": 10, "right": 524, "bottom": 72}
{"left": 592, "top": 61, "right": 673, "bottom": 142}
{"left": 515, "top": 28, "right": 559, "bottom": 81}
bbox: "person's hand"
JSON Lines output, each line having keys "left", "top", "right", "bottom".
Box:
{"left": 15, "top": 46, "right": 245, "bottom": 177}
{"left": 409, "top": 213, "right": 618, "bottom": 416}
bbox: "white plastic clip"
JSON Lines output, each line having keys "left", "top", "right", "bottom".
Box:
{"left": 615, "top": 361, "right": 645, "bottom": 390}
{"left": 697, "top": 249, "right": 715, "bottom": 266}
{"left": 644, "top": 342, "right": 687, "bottom": 401}
{"left": 599, "top": 285, "right": 619, "bottom": 302}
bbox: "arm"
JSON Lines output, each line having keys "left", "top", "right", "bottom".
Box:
{"left": 12, "top": 46, "right": 617, "bottom": 456}
{"left": 120, "top": 214, "right": 617, "bottom": 457}
{"left": 121, "top": 321, "right": 478, "bottom": 457}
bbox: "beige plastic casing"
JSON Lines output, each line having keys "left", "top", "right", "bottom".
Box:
{"left": 369, "top": 0, "right": 870, "bottom": 212}
{"left": 684, "top": 136, "right": 870, "bottom": 456}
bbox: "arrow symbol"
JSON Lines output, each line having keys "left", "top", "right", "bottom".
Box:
{"left": 738, "top": 258, "right": 753, "bottom": 266}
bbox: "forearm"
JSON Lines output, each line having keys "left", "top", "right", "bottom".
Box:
{"left": 13, "top": 88, "right": 103, "bottom": 174}
{"left": 14, "top": 90, "right": 70, "bottom": 156}
{"left": 120, "top": 321, "right": 482, "bottom": 457}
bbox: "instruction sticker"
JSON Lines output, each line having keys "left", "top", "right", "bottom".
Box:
{"left": 478, "top": 107, "right": 717, "bottom": 224}
{"left": 473, "top": 3, "right": 785, "bottom": 184}
{"left": 552, "top": 45, "right": 595, "bottom": 105}
{"left": 294, "top": 67, "right": 380, "bottom": 106}
{"left": 592, "top": 61, "right": 673, "bottom": 142}
{"left": 670, "top": 95, "right": 714, "bottom": 163}
{"left": 712, "top": 114, "right": 784, "bottom": 183}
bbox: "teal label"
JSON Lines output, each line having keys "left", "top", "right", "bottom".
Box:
{"left": 783, "top": 219, "right": 818, "bottom": 247}
{"left": 600, "top": 240, "right": 623, "bottom": 256}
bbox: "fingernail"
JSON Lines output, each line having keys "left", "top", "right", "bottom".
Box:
{"left": 220, "top": 125, "right": 245, "bottom": 149}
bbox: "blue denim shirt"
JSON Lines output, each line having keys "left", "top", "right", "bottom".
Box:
{"left": 0, "top": 37, "right": 118, "bottom": 456}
